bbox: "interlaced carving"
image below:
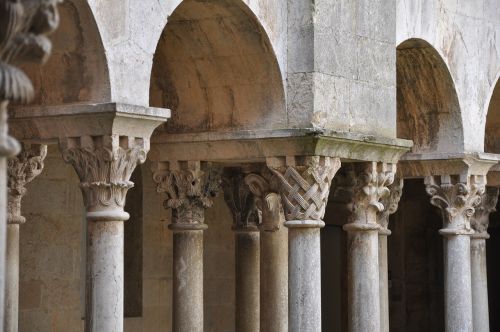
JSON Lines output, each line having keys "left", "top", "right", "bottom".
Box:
{"left": 245, "top": 168, "right": 284, "bottom": 231}
{"left": 425, "top": 175, "right": 485, "bottom": 231}
{"left": 7, "top": 143, "right": 46, "bottom": 224}
{"left": 471, "top": 186, "right": 499, "bottom": 236}
{"left": 60, "top": 135, "right": 148, "bottom": 212}
{"left": 377, "top": 178, "right": 404, "bottom": 230}
{"left": 334, "top": 162, "right": 396, "bottom": 225}
{"left": 222, "top": 172, "right": 259, "bottom": 231}
{"left": 269, "top": 156, "right": 340, "bottom": 221}
{"left": 154, "top": 163, "right": 221, "bottom": 225}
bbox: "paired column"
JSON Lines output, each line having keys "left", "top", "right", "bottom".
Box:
{"left": 425, "top": 174, "right": 485, "bottom": 332}
{"left": 60, "top": 135, "right": 148, "bottom": 332}
{"left": 5, "top": 144, "right": 46, "bottom": 332}
{"left": 153, "top": 161, "right": 220, "bottom": 332}
{"left": 245, "top": 171, "right": 288, "bottom": 332}
{"left": 269, "top": 156, "right": 339, "bottom": 332}
{"left": 470, "top": 187, "right": 498, "bottom": 332}
{"left": 377, "top": 178, "right": 403, "bottom": 332}
{"left": 335, "top": 162, "right": 396, "bottom": 332}
{"left": 222, "top": 172, "right": 260, "bottom": 332}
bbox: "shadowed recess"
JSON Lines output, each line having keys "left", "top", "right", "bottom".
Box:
{"left": 18, "top": 0, "right": 110, "bottom": 105}
{"left": 485, "top": 79, "right": 500, "bottom": 153}
{"left": 397, "top": 39, "right": 463, "bottom": 153}
{"left": 150, "top": 0, "right": 286, "bottom": 133}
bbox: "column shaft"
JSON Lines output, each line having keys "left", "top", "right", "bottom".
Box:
{"left": 260, "top": 228, "right": 288, "bottom": 332}
{"left": 5, "top": 224, "right": 18, "bottom": 332}
{"left": 288, "top": 223, "right": 322, "bottom": 332}
{"left": 85, "top": 221, "right": 124, "bottom": 332}
{"left": 378, "top": 232, "right": 389, "bottom": 332}
{"left": 470, "top": 236, "right": 489, "bottom": 332}
{"left": 172, "top": 230, "right": 204, "bottom": 332}
{"left": 235, "top": 231, "right": 260, "bottom": 332}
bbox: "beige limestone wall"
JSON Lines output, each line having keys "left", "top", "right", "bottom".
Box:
{"left": 18, "top": 146, "right": 236, "bottom": 332}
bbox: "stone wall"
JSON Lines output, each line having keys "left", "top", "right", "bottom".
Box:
{"left": 19, "top": 146, "right": 236, "bottom": 332}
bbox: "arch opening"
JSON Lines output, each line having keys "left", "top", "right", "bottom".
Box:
{"left": 19, "top": 0, "right": 110, "bottom": 106}
{"left": 150, "top": 0, "right": 286, "bottom": 134}
{"left": 485, "top": 79, "right": 500, "bottom": 153}
{"left": 397, "top": 39, "right": 463, "bottom": 153}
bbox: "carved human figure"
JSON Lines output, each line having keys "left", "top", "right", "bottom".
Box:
{"left": 153, "top": 161, "right": 220, "bottom": 332}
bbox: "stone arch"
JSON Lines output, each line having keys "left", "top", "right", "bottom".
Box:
{"left": 149, "top": 0, "right": 286, "bottom": 133}
{"left": 485, "top": 74, "right": 500, "bottom": 153}
{"left": 20, "top": 0, "right": 110, "bottom": 105}
{"left": 397, "top": 38, "right": 463, "bottom": 153}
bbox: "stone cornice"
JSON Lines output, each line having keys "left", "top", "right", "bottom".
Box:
{"left": 149, "top": 129, "right": 412, "bottom": 165}
{"left": 9, "top": 102, "right": 170, "bottom": 143}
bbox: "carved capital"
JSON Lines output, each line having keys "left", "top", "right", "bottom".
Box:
{"left": 425, "top": 175, "right": 486, "bottom": 234}
{"left": 471, "top": 186, "right": 499, "bottom": 238}
{"left": 377, "top": 178, "right": 404, "bottom": 233}
{"left": 153, "top": 161, "right": 221, "bottom": 229}
{"left": 7, "top": 143, "right": 46, "bottom": 224}
{"left": 245, "top": 168, "right": 284, "bottom": 232}
{"left": 60, "top": 135, "right": 148, "bottom": 221}
{"left": 222, "top": 171, "right": 259, "bottom": 232}
{"left": 334, "top": 162, "right": 396, "bottom": 230}
{"left": 268, "top": 156, "right": 340, "bottom": 222}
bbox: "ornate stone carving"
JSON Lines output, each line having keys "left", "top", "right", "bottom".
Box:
{"left": 222, "top": 172, "right": 259, "bottom": 231}
{"left": 245, "top": 168, "right": 284, "bottom": 232}
{"left": 269, "top": 156, "right": 340, "bottom": 221}
{"left": 377, "top": 178, "right": 404, "bottom": 231}
{"left": 334, "top": 162, "right": 396, "bottom": 225}
{"left": 425, "top": 175, "right": 486, "bottom": 232}
{"left": 471, "top": 186, "right": 499, "bottom": 237}
{"left": 153, "top": 161, "right": 221, "bottom": 226}
{"left": 60, "top": 135, "right": 148, "bottom": 217}
{"left": 7, "top": 143, "right": 46, "bottom": 224}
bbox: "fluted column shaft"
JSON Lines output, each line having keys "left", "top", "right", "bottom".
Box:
{"left": 154, "top": 161, "right": 220, "bottom": 332}
{"left": 5, "top": 144, "right": 46, "bottom": 332}
{"left": 425, "top": 175, "right": 486, "bottom": 332}
{"left": 469, "top": 187, "right": 498, "bottom": 332}
{"left": 269, "top": 156, "right": 339, "bottom": 332}
{"left": 61, "top": 135, "right": 148, "bottom": 332}
{"left": 336, "top": 162, "right": 396, "bottom": 332}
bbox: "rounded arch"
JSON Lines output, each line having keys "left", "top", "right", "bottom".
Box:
{"left": 397, "top": 38, "right": 464, "bottom": 153}
{"left": 20, "top": 0, "right": 110, "bottom": 105}
{"left": 149, "top": 0, "right": 286, "bottom": 133}
{"left": 485, "top": 74, "right": 500, "bottom": 153}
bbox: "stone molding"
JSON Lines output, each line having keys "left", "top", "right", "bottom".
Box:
{"left": 244, "top": 168, "right": 284, "bottom": 232}
{"left": 60, "top": 135, "right": 148, "bottom": 221}
{"left": 425, "top": 175, "right": 486, "bottom": 235}
{"left": 334, "top": 162, "right": 396, "bottom": 231}
{"left": 7, "top": 143, "right": 47, "bottom": 224}
{"left": 471, "top": 187, "right": 499, "bottom": 239}
{"left": 377, "top": 178, "right": 404, "bottom": 234}
{"left": 153, "top": 161, "right": 221, "bottom": 229}
{"left": 267, "top": 156, "right": 340, "bottom": 222}
{"left": 222, "top": 171, "right": 260, "bottom": 232}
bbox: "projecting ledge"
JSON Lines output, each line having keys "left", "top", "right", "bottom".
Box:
{"left": 149, "top": 129, "right": 412, "bottom": 164}
{"left": 9, "top": 103, "right": 171, "bottom": 143}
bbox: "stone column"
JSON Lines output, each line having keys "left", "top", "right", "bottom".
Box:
{"left": 153, "top": 161, "right": 220, "bottom": 332}
{"left": 5, "top": 144, "right": 46, "bottom": 332}
{"left": 377, "top": 179, "right": 403, "bottom": 332}
{"left": 0, "top": 2, "right": 60, "bottom": 327}
{"left": 335, "top": 162, "right": 396, "bottom": 332}
{"left": 222, "top": 172, "right": 260, "bottom": 332}
{"left": 60, "top": 135, "right": 148, "bottom": 332}
{"left": 245, "top": 171, "right": 288, "bottom": 332}
{"left": 470, "top": 187, "right": 498, "bottom": 332}
{"left": 425, "top": 175, "right": 485, "bottom": 332}
{"left": 269, "top": 156, "right": 340, "bottom": 332}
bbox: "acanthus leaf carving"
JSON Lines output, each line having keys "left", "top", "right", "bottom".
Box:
{"left": 222, "top": 171, "right": 259, "bottom": 231}
{"left": 377, "top": 178, "right": 404, "bottom": 231}
{"left": 471, "top": 186, "right": 499, "bottom": 236}
{"left": 269, "top": 156, "right": 340, "bottom": 221}
{"left": 7, "top": 143, "right": 46, "bottom": 224}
